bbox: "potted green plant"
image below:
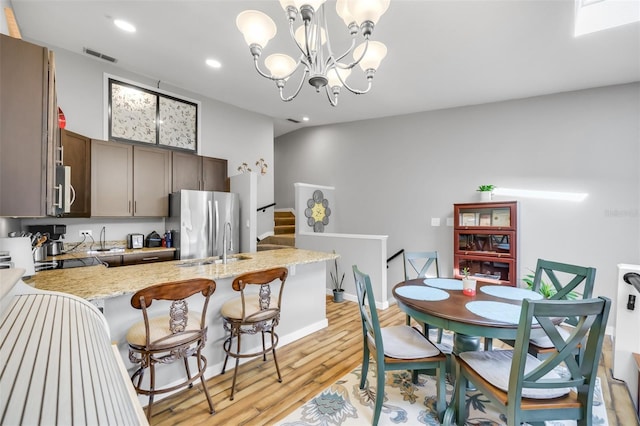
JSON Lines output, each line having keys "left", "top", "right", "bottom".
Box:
{"left": 523, "top": 272, "right": 579, "bottom": 299}
{"left": 477, "top": 184, "right": 495, "bottom": 202}
{"left": 330, "top": 253, "right": 345, "bottom": 303}
{"left": 461, "top": 267, "right": 477, "bottom": 296}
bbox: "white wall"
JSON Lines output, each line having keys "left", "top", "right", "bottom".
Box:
{"left": 275, "top": 83, "right": 640, "bottom": 330}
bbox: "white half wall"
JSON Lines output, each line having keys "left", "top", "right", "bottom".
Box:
{"left": 297, "top": 232, "right": 389, "bottom": 309}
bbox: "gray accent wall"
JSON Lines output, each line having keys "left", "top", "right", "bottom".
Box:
{"left": 275, "top": 83, "right": 640, "bottom": 327}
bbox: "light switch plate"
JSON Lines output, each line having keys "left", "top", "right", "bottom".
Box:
{"left": 446, "top": 217, "right": 454, "bottom": 227}
{"left": 431, "top": 218, "right": 441, "bottom": 226}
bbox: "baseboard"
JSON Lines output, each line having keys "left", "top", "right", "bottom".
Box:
{"left": 258, "top": 231, "right": 274, "bottom": 241}
{"left": 325, "top": 288, "right": 389, "bottom": 309}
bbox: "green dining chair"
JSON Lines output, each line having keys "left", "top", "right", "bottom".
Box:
{"left": 353, "top": 265, "right": 447, "bottom": 426}
{"left": 503, "top": 259, "right": 596, "bottom": 361}
{"left": 402, "top": 251, "right": 444, "bottom": 343}
{"left": 446, "top": 296, "right": 611, "bottom": 426}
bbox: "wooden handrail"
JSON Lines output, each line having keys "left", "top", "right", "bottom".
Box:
{"left": 257, "top": 202, "right": 276, "bottom": 212}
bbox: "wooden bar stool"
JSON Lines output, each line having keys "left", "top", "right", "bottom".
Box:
{"left": 221, "top": 267, "right": 288, "bottom": 400}
{"left": 126, "top": 278, "right": 216, "bottom": 419}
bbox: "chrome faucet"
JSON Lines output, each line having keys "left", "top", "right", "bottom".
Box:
{"left": 222, "top": 222, "right": 232, "bottom": 264}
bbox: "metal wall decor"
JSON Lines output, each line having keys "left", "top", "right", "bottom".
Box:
{"left": 108, "top": 78, "right": 198, "bottom": 151}
{"left": 305, "top": 189, "right": 331, "bottom": 232}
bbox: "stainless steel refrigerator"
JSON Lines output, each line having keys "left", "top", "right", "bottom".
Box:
{"left": 167, "top": 190, "right": 240, "bottom": 260}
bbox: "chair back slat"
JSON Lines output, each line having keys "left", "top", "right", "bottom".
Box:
{"left": 231, "top": 267, "right": 288, "bottom": 322}
{"left": 353, "top": 265, "right": 384, "bottom": 359}
{"left": 533, "top": 259, "right": 596, "bottom": 300}
{"left": 510, "top": 297, "right": 610, "bottom": 401}
{"left": 403, "top": 251, "right": 440, "bottom": 280}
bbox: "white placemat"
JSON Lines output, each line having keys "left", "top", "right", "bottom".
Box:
{"left": 423, "top": 278, "right": 463, "bottom": 290}
{"left": 480, "top": 285, "right": 543, "bottom": 301}
{"left": 465, "top": 301, "right": 538, "bottom": 324}
{"left": 396, "top": 285, "right": 450, "bottom": 301}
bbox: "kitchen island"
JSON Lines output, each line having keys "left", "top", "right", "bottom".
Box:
{"left": 24, "top": 248, "right": 337, "bottom": 401}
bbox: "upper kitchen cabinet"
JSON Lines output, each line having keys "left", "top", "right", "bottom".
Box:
{"left": 0, "top": 34, "right": 58, "bottom": 217}
{"left": 60, "top": 129, "right": 91, "bottom": 217}
{"left": 202, "top": 156, "right": 228, "bottom": 192}
{"left": 171, "top": 151, "right": 228, "bottom": 192}
{"left": 91, "top": 140, "right": 171, "bottom": 217}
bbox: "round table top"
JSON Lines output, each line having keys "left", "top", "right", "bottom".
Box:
{"left": 393, "top": 279, "right": 545, "bottom": 337}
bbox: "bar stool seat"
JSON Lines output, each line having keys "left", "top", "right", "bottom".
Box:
{"left": 221, "top": 267, "right": 288, "bottom": 401}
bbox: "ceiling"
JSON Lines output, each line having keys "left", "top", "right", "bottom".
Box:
{"left": 10, "top": 0, "right": 640, "bottom": 137}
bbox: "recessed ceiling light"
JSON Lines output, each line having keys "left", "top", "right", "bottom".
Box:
{"left": 206, "top": 59, "right": 222, "bottom": 69}
{"left": 302, "top": 116, "right": 310, "bottom": 122}
{"left": 114, "top": 19, "right": 136, "bottom": 33}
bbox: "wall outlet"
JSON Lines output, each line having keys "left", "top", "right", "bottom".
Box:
{"left": 79, "top": 230, "right": 92, "bottom": 237}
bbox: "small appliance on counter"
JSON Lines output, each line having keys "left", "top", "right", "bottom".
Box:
{"left": 126, "top": 233, "right": 144, "bottom": 249}
{"left": 127, "top": 234, "right": 144, "bottom": 249}
{"left": 26, "top": 224, "right": 67, "bottom": 241}
{"left": 145, "top": 231, "right": 163, "bottom": 248}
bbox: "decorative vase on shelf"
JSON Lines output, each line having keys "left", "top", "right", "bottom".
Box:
{"left": 479, "top": 191, "right": 492, "bottom": 202}
{"left": 477, "top": 185, "right": 495, "bottom": 202}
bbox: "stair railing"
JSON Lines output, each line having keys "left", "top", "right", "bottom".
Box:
{"left": 387, "top": 248, "right": 404, "bottom": 268}
{"left": 257, "top": 202, "right": 276, "bottom": 213}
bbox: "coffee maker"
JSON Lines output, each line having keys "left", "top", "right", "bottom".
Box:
{"left": 27, "top": 224, "right": 67, "bottom": 256}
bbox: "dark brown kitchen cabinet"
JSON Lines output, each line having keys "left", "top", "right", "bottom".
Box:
{"left": 202, "top": 156, "right": 228, "bottom": 191}
{"left": 91, "top": 140, "right": 171, "bottom": 217}
{"left": 121, "top": 251, "right": 175, "bottom": 266}
{"left": 99, "top": 255, "right": 122, "bottom": 267}
{"left": 60, "top": 129, "right": 91, "bottom": 217}
{"left": 171, "top": 151, "right": 228, "bottom": 192}
{"left": 0, "top": 34, "right": 58, "bottom": 217}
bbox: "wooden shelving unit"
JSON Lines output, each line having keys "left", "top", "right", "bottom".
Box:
{"left": 453, "top": 201, "right": 519, "bottom": 286}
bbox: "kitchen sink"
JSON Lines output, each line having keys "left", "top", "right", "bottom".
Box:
{"left": 176, "top": 255, "right": 251, "bottom": 267}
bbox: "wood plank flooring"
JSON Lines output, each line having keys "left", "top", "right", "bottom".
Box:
{"left": 150, "top": 296, "right": 638, "bottom": 425}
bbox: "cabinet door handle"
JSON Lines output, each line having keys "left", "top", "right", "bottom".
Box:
{"left": 142, "top": 257, "right": 159, "bottom": 261}
{"left": 134, "top": 201, "right": 137, "bottom": 214}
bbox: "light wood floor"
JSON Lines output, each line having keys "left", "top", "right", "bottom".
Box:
{"left": 150, "top": 296, "right": 638, "bottom": 425}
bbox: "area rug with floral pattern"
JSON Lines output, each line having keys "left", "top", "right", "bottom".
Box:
{"left": 276, "top": 366, "right": 608, "bottom": 426}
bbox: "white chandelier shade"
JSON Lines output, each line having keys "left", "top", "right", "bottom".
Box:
{"left": 235, "top": 0, "right": 390, "bottom": 106}
{"left": 236, "top": 10, "right": 277, "bottom": 47}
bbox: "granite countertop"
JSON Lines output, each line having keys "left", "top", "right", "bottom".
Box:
{"left": 25, "top": 248, "right": 337, "bottom": 301}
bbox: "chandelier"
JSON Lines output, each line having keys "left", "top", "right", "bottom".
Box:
{"left": 236, "top": 0, "right": 390, "bottom": 106}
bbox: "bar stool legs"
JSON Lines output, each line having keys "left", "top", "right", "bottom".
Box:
{"left": 220, "top": 267, "right": 288, "bottom": 401}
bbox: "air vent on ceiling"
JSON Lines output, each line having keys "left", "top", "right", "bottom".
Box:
{"left": 83, "top": 47, "right": 118, "bottom": 63}
{"left": 286, "top": 118, "right": 301, "bottom": 123}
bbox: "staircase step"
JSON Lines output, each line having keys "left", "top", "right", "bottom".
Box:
{"left": 275, "top": 225, "right": 295, "bottom": 235}
{"left": 257, "top": 244, "right": 290, "bottom": 251}
{"left": 259, "top": 234, "right": 295, "bottom": 247}
{"left": 275, "top": 217, "right": 295, "bottom": 226}
{"left": 274, "top": 211, "right": 295, "bottom": 219}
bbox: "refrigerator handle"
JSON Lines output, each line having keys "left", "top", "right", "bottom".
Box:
{"left": 208, "top": 200, "right": 214, "bottom": 256}
{"left": 214, "top": 200, "right": 220, "bottom": 255}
